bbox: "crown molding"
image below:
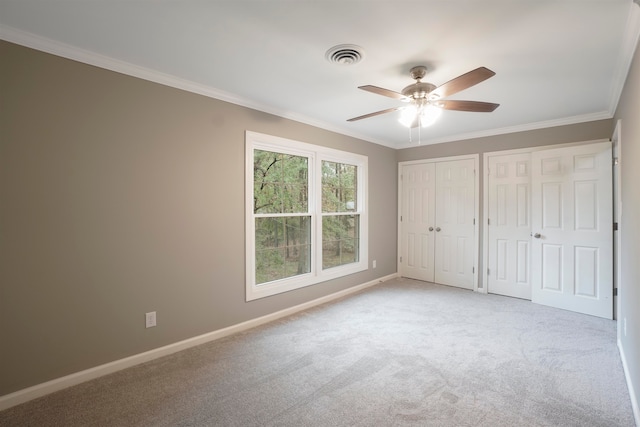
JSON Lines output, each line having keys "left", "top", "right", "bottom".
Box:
{"left": 394, "top": 111, "right": 613, "bottom": 149}
{"left": 607, "top": 3, "right": 640, "bottom": 113}
{"left": 0, "top": 25, "right": 628, "bottom": 151}
{"left": 0, "top": 26, "right": 243, "bottom": 105}
{"left": 0, "top": 26, "right": 395, "bottom": 146}
{"left": 0, "top": 26, "right": 398, "bottom": 148}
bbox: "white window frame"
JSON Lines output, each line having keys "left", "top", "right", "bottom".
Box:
{"left": 245, "top": 131, "right": 368, "bottom": 301}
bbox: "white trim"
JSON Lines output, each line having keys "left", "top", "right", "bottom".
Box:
{"left": 245, "top": 131, "right": 368, "bottom": 301}
{"left": 393, "top": 112, "right": 613, "bottom": 149}
{"left": 471, "top": 155, "right": 480, "bottom": 292}
{"left": 1, "top": 25, "right": 633, "bottom": 151}
{"left": 612, "top": 120, "right": 623, "bottom": 326}
{"left": 608, "top": 4, "right": 640, "bottom": 115}
{"left": 618, "top": 339, "right": 640, "bottom": 426}
{"left": 0, "top": 26, "right": 390, "bottom": 148}
{"left": 0, "top": 272, "right": 398, "bottom": 412}
{"left": 397, "top": 154, "right": 479, "bottom": 292}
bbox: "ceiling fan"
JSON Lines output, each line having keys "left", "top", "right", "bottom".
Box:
{"left": 347, "top": 66, "right": 499, "bottom": 128}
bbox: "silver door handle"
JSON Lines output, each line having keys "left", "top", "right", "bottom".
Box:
{"left": 532, "top": 233, "right": 541, "bottom": 238}
{"left": 428, "top": 227, "right": 434, "bottom": 231}
{"left": 435, "top": 227, "right": 441, "bottom": 232}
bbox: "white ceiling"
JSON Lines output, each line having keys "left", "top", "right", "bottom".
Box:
{"left": 1, "top": 1, "right": 639, "bottom": 148}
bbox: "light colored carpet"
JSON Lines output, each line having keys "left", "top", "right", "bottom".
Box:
{"left": 0, "top": 278, "right": 635, "bottom": 426}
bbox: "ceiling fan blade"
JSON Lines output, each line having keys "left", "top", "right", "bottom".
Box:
{"left": 430, "top": 67, "right": 496, "bottom": 99}
{"left": 358, "top": 85, "right": 408, "bottom": 100}
{"left": 347, "top": 107, "right": 402, "bottom": 122}
{"left": 438, "top": 100, "right": 499, "bottom": 112}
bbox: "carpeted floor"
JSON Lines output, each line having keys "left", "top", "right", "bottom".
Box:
{"left": 0, "top": 278, "right": 635, "bottom": 426}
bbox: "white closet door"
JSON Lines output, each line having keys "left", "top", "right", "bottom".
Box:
{"left": 487, "top": 153, "right": 532, "bottom": 299}
{"left": 531, "top": 141, "right": 613, "bottom": 319}
{"left": 434, "top": 159, "right": 475, "bottom": 290}
{"left": 400, "top": 162, "right": 436, "bottom": 282}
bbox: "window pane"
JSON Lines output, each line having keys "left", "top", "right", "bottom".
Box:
{"left": 254, "top": 150, "right": 282, "bottom": 183}
{"left": 282, "top": 155, "right": 308, "bottom": 183}
{"left": 255, "top": 216, "right": 311, "bottom": 284}
{"left": 254, "top": 150, "right": 308, "bottom": 214}
{"left": 282, "top": 184, "right": 308, "bottom": 213}
{"left": 322, "top": 161, "right": 357, "bottom": 213}
{"left": 322, "top": 215, "right": 359, "bottom": 269}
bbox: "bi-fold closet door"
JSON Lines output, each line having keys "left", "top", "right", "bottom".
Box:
{"left": 399, "top": 158, "right": 476, "bottom": 290}
{"left": 485, "top": 141, "right": 613, "bottom": 319}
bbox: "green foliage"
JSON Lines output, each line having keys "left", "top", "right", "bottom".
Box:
{"left": 253, "top": 150, "right": 360, "bottom": 282}
{"left": 322, "top": 161, "right": 357, "bottom": 213}
{"left": 322, "top": 161, "right": 359, "bottom": 269}
{"left": 254, "top": 150, "right": 308, "bottom": 214}
{"left": 322, "top": 215, "right": 359, "bottom": 269}
{"left": 255, "top": 216, "right": 311, "bottom": 285}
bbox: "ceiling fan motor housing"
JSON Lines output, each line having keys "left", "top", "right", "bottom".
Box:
{"left": 402, "top": 82, "right": 437, "bottom": 100}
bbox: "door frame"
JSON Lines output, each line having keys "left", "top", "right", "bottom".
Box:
{"left": 481, "top": 138, "right": 610, "bottom": 297}
{"left": 612, "top": 120, "right": 622, "bottom": 324}
{"left": 398, "top": 154, "right": 480, "bottom": 291}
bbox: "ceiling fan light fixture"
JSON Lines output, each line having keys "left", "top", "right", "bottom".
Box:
{"left": 419, "top": 105, "right": 442, "bottom": 127}
{"left": 398, "top": 104, "right": 442, "bottom": 128}
{"left": 348, "top": 65, "right": 498, "bottom": 132}
{"left": 398, "top": 105, "right": 418, "bottom": 127}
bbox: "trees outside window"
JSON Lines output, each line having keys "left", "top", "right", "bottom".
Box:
{"left": 246, "top": 132, "right": 368, "bottom": 301}
{"left": 253, "top": 150, "right": 310, "bottom": 284}
{"left": 322, "top": 161, "right": 359, "bottom": 270}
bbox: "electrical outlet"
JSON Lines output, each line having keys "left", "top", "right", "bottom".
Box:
{"left": 145, "top": 311, "right": 157, "bottom": 328}
{"left": 372, "top": 260, "right": 377, "bottom": 269}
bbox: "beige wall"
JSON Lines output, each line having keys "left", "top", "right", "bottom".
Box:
{"left": 614, "top": 31, "right": 640, "bottom": 416}
{"left": 0, "top": 41, "right": 398, "bottom": 395}
{"left": 397, "top": 120, "right": 613, "bottom": 162}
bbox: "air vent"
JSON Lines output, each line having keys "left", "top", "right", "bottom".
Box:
{"left": 325, "top": 44, "right": 364, "bottom": 65}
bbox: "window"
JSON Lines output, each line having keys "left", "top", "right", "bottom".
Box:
{"left": 322, "top": 161, "right": 359, "bottom": 269}
{"left": 246, "top": 131, "right": 368, "bottom": 301}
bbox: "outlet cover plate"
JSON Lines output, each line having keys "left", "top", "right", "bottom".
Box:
{"left": 145, "top": 311, "right": 157, "bottom": 328}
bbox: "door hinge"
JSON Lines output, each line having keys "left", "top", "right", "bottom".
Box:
{"left": 613, "top": 157, "right": 619, "bottom": 166}
{"left": 487, "top": 218, "right": 490, "bottom": 225}
{"left": 473, "top": 218, "right": 476, "bottom": 225}
{"left": 399, "top": 256, "right": 403, "bottom": 263}
{"left": 472, "top": 266, "right": 475, "bottom": 274}
{"left": 487, "top": 268, "right": 490, "bottom": 276}
{"left": 614, "top": 222, "right": 618, "bottom": 231}
{"left": 614, "top": 288, "right": 618, "bottom": 296}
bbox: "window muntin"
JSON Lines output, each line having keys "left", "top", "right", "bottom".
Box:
{"left": 246, "top": 132, "right": 368, "bottom": 301}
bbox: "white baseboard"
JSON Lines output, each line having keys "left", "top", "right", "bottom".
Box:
{"left": 0, "top": 273, "right": 398, "bottom": 412}
{"left": 618, "top": 339, "right": 640, "bottom": 426}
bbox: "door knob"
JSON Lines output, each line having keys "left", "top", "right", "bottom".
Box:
{"left": 532, "top": 233, "right": 541, "bottom": 239}
{"left": 435, "top": 227, "right": 441, "bottom": 232}
{"left": 428, "top": 227, "right": 434, "bottom": 231}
